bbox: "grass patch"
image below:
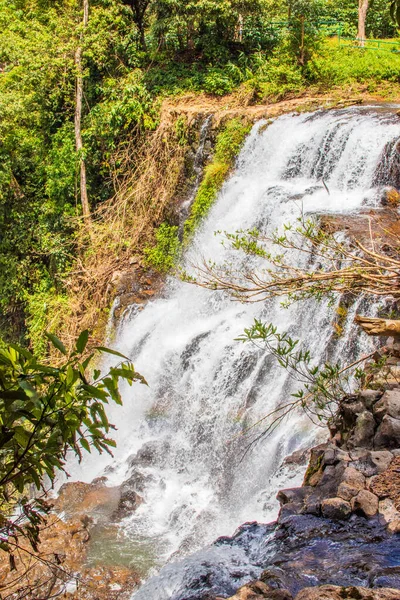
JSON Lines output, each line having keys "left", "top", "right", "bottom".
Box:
{"left": 144, "top": 223, "right": 181, "bottom": 273}
{"left": 184, "top": 118, "right": 251, "bottom": 242}
{"left": 307, "top": 41, "right": 400, "bottom": 89}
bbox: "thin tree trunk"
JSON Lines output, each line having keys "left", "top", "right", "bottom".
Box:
{"left": 358, "top": 0, "right": 369, "bottom": 47}
{"left": 75, "top": 0, "right": 90, "bottom": 221}
{"left": 299, "top": 15, "right": 305, "bottom": 66}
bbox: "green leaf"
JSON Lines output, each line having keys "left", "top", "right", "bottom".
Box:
{"left": 76, "top": 330, "right": 89, "bottom": 354}
{"left": 9, "top": 344, "right": 34, "bottom": 361}
{"left": 14, "top": 426, "right": 31, "bottom": 448}
{"left": 80, "top": 438, "right": 91, "bottom": 453}
{"left": 81, "top": 384, "right": 109, "bottom": 401}
{"left": 45, "top": 333, "right": 67, "bottom": 356}
{"left": 95, "top": 346, "right": 130, "bottom": 360}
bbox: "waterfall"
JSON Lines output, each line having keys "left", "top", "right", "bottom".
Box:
{"left": 70, "top": 106, "right": 400, "bottom": 587}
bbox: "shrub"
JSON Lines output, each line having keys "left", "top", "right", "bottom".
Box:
{"left": 144, "top": 223, "right": 181, "bottom": 272}
{"left": 184, "top": 119, "right": 251, "bottom": 240}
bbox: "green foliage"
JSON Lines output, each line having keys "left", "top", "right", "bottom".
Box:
{"left": 184, "top": 119, "right": 251, "bottom": 240}
{"left": 1, "top": 0, "right": 400, "bottom": 351}
{"left": 307, "top": 43, "right": 400, "bottom": 87}
{"left": 287, "top": 0, "right": 325, "bottom": 67}
{"left": 144, "top": 223, "right": 181, "bottom": 272}
{"left": 23, "top": 286, "right": 71, "bottom": 360}
{"left": 323, "top": 0, "right": 398, "bottom": 38}
{"left": 237, "top": 319, "right": 361, "bottom": 441}
{"left": 204, "top": 70, "right": 236, "bottom": 96}
{"left": 149, "top": 0, "right": 268, "bottom": 60}
{"left": 0, "top": 330, "right": 146, "bottom": 557}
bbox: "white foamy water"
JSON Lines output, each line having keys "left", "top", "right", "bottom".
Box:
{"left": 68, "top": 106, "right": 400, "bottom": 583}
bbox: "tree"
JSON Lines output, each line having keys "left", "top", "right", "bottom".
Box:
{"left": 390, "top": 0, "right": 400, "bottom": 25}
{"left": 358, "top": 0, "right": 369, "bottom": 45}
{"left": 75, "top": 0, "right": 90, "bottom": 221}
{"left": 0, "top": 330, "right": 146, "bottom": 571}
{"left": 149, "top": 0, "right": 265, "bottom": 56}
{"left": 286, "top": 0, "right": 323, "bottom": 67}
{"left": 122, "top": 0, "right": 151, "bottom": 49}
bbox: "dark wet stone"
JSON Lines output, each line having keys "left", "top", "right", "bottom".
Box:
{"left": 374, "top": 415, "right": 400, "bottom": 449}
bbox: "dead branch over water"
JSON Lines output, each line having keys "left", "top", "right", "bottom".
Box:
{"left": 191, "top": 212, "right": 400, "bottom": 302}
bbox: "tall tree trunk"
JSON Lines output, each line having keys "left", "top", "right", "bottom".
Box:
{"left": 358, "top": 0, "right": 369, "bottom": 47}
{"left": 299, "top": 15, "right": 305, "bottom": 66}
{"left": 75, "top": 0, "right": 90, "bottom": 221}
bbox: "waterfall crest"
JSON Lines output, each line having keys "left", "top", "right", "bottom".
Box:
{"left": 72, "top": 106, "right": 400, "bottom": 582}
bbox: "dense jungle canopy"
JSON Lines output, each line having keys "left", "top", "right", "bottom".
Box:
{"left": 1, "top": 0, "right": 400, "bottom": 356}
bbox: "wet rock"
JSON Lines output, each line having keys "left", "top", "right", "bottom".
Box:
{"left": 337, "top": 482, "right": 361, "bottom": 501}
{"left": 295, "top": 585, "right": 400, "bottom": 599}
{"left": 342, "top": 466, "right": 366, "bottom": 489}
{"left": 387, "top": 520, "right": 400, "bottom": 533}
{"left": 128, "top": 440, "right": 170, "bottom": 468}
{"left": 348, "top": 411, "right": 376, "bottom": 448}
{"left": 112, "top": 488, "right": 143, "bottom": 521}
{"left": 374, "top": 390, "right": 400, "bottom": 422}
{"left": 277, "top": 488, "right": 312, "bottom": 507}
{"left": 359, "top": 389, "right": 382, "bottom": 409}
{"left": 259, "top": 567, "right": 286, "bottom": 590}
{"left": 351, "top": 489, "right": 379, "bottom": 517}
{"left": 352, "top": 450, "right": 393, "bottom": 477}
{"left": 370, "top": 565, "right": 400, "bottom": 588}
{"left": 379, "top": 498, "right": 400, "bottom": 524}
{"left": 225, "top": 580, "right": 291, "bottom": 599}
{"left": 322, "top": 445, "right": 350, "bottom": 466}
{"left": 321, "top": 497, "right": 352, "bottom": 520}
{"left": 374, "top": 415, "right": 400, "bottom": 449}
{"left": 53, "top": 479, "right": 120, "bottom": 520}
{"left": 123, "top": 469, "right": 154, "bottom": 494}
{"left": 283, "top": 448, "right": 310, "bottom": 467}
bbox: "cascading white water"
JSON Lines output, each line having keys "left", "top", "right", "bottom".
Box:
{"left": 71, "top": 106, "right": 400, "bottom": 583}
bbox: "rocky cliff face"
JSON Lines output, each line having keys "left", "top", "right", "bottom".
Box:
{"left": 128, "top": 340, "right": 400, "bottom": 600}
{"left": 220, "top": 344, "right": 400, "bottom": 600}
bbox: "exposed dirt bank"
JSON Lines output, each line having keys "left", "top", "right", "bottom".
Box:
{"left": 161, "top": 83, "right": 400, "bottom": 125}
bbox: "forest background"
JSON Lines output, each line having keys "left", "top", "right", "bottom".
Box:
{"left": 1, "top": 0, "right": 400, "bottom": 358}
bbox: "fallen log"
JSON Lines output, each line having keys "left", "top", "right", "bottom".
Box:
{"left": 355, "top": 315, "right": 400, "bottom": 338}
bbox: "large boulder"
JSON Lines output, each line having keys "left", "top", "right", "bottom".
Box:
{"left": 295, "top": 585, "right": 400, "bottom": 599}
{"left": 374, "top": 415, "right": 400, "bottom": 449}
{"left": 374, "top": 390, "right": 400, "bottom": 422}
{"left": 351, "top": 489, "right": 379, "bottom": 517}
{"left": 351, "top": 450, "right": 393, "bottom": 477}
{"left": 321, "top": 497, "right": 352, "bottom": 520}
{"left": 348, "top": 411, "right": 376, "bottom": 448}
{"left": 224, "top": 581, "right": 292, "bottom": 600}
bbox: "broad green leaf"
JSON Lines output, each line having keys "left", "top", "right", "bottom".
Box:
{"left": 80, "top": 438, "right": 91, "bottom": 453}
{"left": 45, "top": 333, "right": 67, "bottom": 356}
{"left": 76, "top": 330, "right": 89, "bottom": 354}
{"left": 81, "top": 384, "right": 109, "bottom": 401}
{"left": 95, "top": 346, "right": 130, "bottom": 360}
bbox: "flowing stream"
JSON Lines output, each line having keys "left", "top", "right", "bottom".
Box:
{"left": 71, "top": 106, "right": 400, "bottom": 590}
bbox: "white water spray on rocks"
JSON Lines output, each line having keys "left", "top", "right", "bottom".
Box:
{"left": 72, "top": 106, "right": 400, "bottom": 582}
